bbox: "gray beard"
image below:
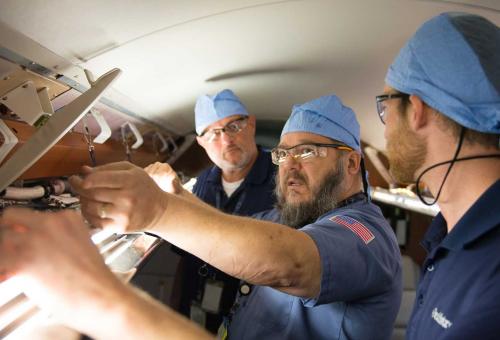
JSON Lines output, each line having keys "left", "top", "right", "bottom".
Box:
{"left": 275, "top": 161, "right": 345, "bottom": 229}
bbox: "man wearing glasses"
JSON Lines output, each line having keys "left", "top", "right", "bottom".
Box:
{"left": 62, "top": 93, "right": 400, "bottom": 339}
{"left": 376, "top": 12, "right": 500, "bottom": 340}
{"left": 177, "top": 89, "right": 277, "bottom": 333}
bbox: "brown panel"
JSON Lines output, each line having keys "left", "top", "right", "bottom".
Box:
{"left": 1, "top": 119, "right": 167, "bottom": 180}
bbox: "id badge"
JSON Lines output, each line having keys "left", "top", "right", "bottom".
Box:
{"left": 190, "top": 303, "right": 206, "bottom": 327}
{"left": 201, "top": 279, "right": 224, "bottom": 313}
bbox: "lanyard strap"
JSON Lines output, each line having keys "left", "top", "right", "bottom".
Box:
{"left": 335, "top": 192, "right": 367, "bottom": 208}
{"left": 215, "top": 187, "right": 247, "bottom": 215}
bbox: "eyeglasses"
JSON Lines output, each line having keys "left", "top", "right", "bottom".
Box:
{"left": 199, "top": 117, "right": 248, "bottom": 143}
{"left": 271, "top": 143, "right": 353, "bottom": 165}
{"left": 375, "top": 93, "right": 409, "bottom": 124}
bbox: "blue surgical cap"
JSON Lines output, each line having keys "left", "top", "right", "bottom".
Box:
{"left": 195, "top": 89, "right": 248, "bottom": 135}
{"left": 386, "top": 12, "right": 500, "bottom": 134}
{"left": 281, "top": 94, "right": 361, "bottom": 151}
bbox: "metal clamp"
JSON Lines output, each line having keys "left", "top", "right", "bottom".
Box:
{"left": 89, "top": 108, "right": 112, "bottom": 144}
{"left": 120, "top": 121, "right": 143, "bottom": 150}
{"left": 153, "top": 131, "right": 168, "bottom": 153}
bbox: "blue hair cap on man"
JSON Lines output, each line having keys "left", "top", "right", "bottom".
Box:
{"left": 195, "top": 89, "right": 248, "bottom": 135}
{"left": 386, "top": 12, "right": 500, "bottom": 134}
{"left": 281, "top": 94, "right": 361, "bottom": 151}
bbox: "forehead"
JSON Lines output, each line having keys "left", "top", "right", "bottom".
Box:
{"left": 204, "top": 114, "right": 245, "bottom": 130}
{"left": 278, "top": 131, "right": 333, "bottom": 147}
{"left": 383, "top": 84, "right": 396, "bottom": 94}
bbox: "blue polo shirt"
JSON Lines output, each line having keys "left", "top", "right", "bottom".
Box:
{"left": 407, "top": 180, "right": 500, "bottom": 340}
{"left": 228, "top": 199, "right": 402, "bottom": 340}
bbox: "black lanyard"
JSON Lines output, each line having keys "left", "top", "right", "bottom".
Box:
{"left": 335, "top": 192, "right": 367, "bottom": 208}
{"left": 198, "top": 186, "right": 247, "bottom": 281}
{"left": 215, "top": 187, "right": 247, "bottom": 215}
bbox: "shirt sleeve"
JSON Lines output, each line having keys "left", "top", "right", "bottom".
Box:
{"left": 300, "top": 214, "right": 398, "bottom": 306}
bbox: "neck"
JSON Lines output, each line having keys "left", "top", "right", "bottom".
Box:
{"left": 222, "top": 149, "right": 259, "bottom": 182}
{"left": 337, "top": 178, "right": 364, "bottom": 203}
{"left": 422, "top": 149, "right": 500, "bottom": 232}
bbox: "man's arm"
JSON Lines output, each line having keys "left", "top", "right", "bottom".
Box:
{"left": 71, "top": 162, "right": 321, "bottom": 298}
{"left": 0, "top": 208, "right": 212, "bottom": 340}
{"left": 144, "top": 161, "right": 210, "bottom": 208}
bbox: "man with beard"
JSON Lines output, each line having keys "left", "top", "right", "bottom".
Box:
{"left": 173, "top": 89, "right": 277, "bottom": 332}
{"left": 1, "top": 94, "right": 402, "bottom": 339}
{"left": 378, "top": 12, "right": 500, "bottom": 340}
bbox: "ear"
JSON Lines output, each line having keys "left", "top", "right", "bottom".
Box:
{"left": 248, "top": 114, "right": 256, "bottom": 126}
{"left": 408, "top": 95, "right": 429, "bottom": 131}
{"left": 196, "top": 135, "right": 207, "bottom": 150}
{"left": 345, "top": 151, "right": 361, "bottom": 175}
{"left": 247, "top": 115, "right": 257, "bottom": 134}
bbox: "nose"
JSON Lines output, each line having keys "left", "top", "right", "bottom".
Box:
{"left": 220, "top": 130, "right": 235, "bottom": 144}
{"left": 279, "top": 154, "right": 301, "bottom": 172}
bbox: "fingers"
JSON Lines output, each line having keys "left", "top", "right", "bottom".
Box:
{"left": 79, "top": 200, "right": 131, "bottom": 233}
{"left": 145, "top": 162, "right": 175, "bottom": 176}
{"left": 144, "top": 162, "right": 182, "bottom": 194}
{"left": 91, "top": 161, "right": 138, "bottom": 172}
{"left": 70, "top": 170, "right": 131, "bottom": 191}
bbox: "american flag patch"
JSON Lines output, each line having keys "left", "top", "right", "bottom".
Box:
{"left": 330, "top": 215, "right": 375, "bottom": 244}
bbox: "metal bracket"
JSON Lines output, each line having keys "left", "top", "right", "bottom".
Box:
{"left": 0, "top": 68, "right": 122, "bottom": 192}
{"left": 167, "top": 136, "right": 177, "bottom": 153}
{"left": 153, "top": 131, "right": 168, "bottom": 153}
{"left": 0, "top": 82, "right": 54, "bottom": 127}
{"left": 89, "top": 108, "right": 112, "bottom": 144}
{"left": 0, "top": 119, "right": 18, "bottom": 163}
{"left": 121, "top": 121, "right": 143, "bottom": 150}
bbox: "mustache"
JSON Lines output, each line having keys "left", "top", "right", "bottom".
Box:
{"left": 281, "top": 170, "right": 308, "bottom": 186}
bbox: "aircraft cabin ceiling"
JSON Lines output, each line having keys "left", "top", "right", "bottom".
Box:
{"left": 0, "top": 0, "right": 498, "bottom": 150}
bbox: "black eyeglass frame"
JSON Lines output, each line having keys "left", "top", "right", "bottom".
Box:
{"left": 375, "top": 93, "right": 409, "bottom": 124}
{"left": 199, "top": 116, "right": 249, "bottom": 140}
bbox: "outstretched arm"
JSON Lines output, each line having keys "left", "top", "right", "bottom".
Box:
{"left": 0, "top": 208, "right": 212, "bottom": 340}
{"left": 71, "top": 162, "right": 322, "bottom": 298}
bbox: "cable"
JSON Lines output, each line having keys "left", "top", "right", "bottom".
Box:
{"left": 415, "top": 129, "right": 500, "bottom": 205}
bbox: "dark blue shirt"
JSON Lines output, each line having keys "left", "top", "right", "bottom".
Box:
{"left": 193, "top": 148, "right": 276, "bottom": 216}
{"left": 407, "top": 180, "right": 500, "bottom": 340}
{"left": 177, "top": 148, "right": 277, "bottom": 331}
{"left": 228, "top": 199, "right": 402, "bottom": 340}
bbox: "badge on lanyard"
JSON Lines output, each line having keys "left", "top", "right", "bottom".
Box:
{"left": 190, "top": 303, "right": 207, "bottom": 327}
{"left": 201, "top": 279, "right": 224, "bottom": 313}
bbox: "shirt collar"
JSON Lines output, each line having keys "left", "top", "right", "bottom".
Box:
{"left": 206, "top": 146, "right": 273, "bottom": 185}
{"left": 422, "top": 179, "right": 500, "bottom": 252}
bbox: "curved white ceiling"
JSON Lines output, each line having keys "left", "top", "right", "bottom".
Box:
{"left": 0, "top": 0, "right": 498, "bottom": 150}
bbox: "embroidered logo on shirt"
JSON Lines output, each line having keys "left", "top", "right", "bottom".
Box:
{"left": 330, "top": 215, "right": 375, "bottom": 244}
{"left": 431, "top": 308, "right": 453, "bottom": 329}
